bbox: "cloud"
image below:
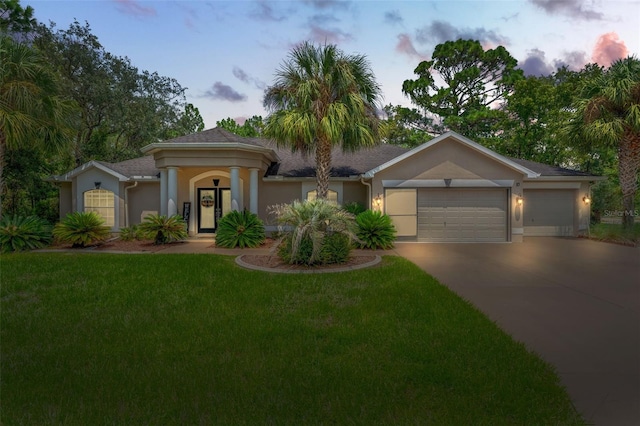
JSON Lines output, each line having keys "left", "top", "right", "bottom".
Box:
{"left": 233, "top": 66, "right": 267, "bottom": 90}
{"left": 113, "top": 0, "right": 156, "bottom": 17}
{"left": 307, "top": 24, "right": 353, "bottom": 44}
{"left": 384, "top": 10, "right": 403, "bottom": 26}
{"left": 303, "top": 0, "right": 351, "bottom": 10}
{"left": 529, "top": 0, "right": 603, "bottom": 20}
{"left": 520, "top": 49, "right": 555, "bottom": 76}
{"left": 309, "top": 13, "right": 340, "bottom": 26}
{"left": 202, "top": 82, "right": 247, "bottom": 102}
{"left": 415, "top": 20, "right": 508, "bottom": 47}
{"left": 249, "top": 0, "right": 286, "bottom": 22}
{"left": 395, "top": 33, "right": 428, "bottom": 61}
{"left": 591, "top": 32, "right": 628, "bottom": 67}
{"left": 519, "top": 48, "right": 588, "bottom": 76}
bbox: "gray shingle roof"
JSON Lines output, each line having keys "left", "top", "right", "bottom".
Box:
{"left": 98, "top": 156, "right": 159, "bottom": 178}
{"left": 508, "top": 157, "right": 594, "bottom": 177}
{"left": 161, "top": 127, "right": 267, "bottom": 147}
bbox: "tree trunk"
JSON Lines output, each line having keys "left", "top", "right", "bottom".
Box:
{"left": 0, "top": 136, "right": 4, "bottom": 220}
{"left": 315, "top": 139, "right": 332, "bottom": 199}
{"left": 618, "top": 131, "right": 640, "bottom": 229}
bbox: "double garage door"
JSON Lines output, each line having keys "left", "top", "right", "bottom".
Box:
{"left": 416, "top": 188, "right": 508, "bottom": 242}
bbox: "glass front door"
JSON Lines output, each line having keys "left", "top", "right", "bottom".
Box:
{"left": 197, "top": 188, "right": 232, "bottom": 233}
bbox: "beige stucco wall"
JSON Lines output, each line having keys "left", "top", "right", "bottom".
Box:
{"left": 58, "top": 183, "right": 73, "bottom": 219}
{"left": 372, "top": 137, "right": 525, "bottom": 242}
{"left": 127, "top": 182, "right": 160, "bottom": 226}
{"left": 342, "top": 181, "right": 368, "bottom": 207}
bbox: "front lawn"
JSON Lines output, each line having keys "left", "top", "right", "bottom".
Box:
{"left": 589, "top": 222, "right": 640, "bottom": 246}
{"left": 1, "top": 253, "right": 583, "bottom": 425}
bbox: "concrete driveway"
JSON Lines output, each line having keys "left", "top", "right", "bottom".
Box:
{"left": 392, "top": 237, "right": 639, "bottom": 426}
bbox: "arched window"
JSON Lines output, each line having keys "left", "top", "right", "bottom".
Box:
{"left": 84, "top": 189, "right": 115, "bottom": 226}
{"left": 306, "top": 189, "right": 338, "bottom": 204}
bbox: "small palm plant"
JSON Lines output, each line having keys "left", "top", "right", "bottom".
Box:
{"left": 138, "top": 214, "right": 187, "bottom": 245}
{"left": 215, "top": 210, "right": 266, "bottom": 249}
{"left": 355, "top": 210, "right": 396, "bottom": 249}
{"left": 0, "top": 215, "right": 53, "bottom": 253}
{"left": 270, "top": 198, "right": 357, "bottom": 265}
{"left": 53, "top": 211, "right": 111, "bottom": 248}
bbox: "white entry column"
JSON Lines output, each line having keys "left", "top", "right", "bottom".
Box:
{"left": 167, "top": 166, "right": 178, "bottom": 216}
{"left": 230, "top": 166, "right": 240, "bottom": 211}
{"left": 249, "top": 168, "right": 259, "bottom": 214}
{"left": 160, "top": 169, "right": 168, "bottom": 216}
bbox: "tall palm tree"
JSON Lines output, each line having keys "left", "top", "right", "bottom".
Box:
{"left": 567, "top": 56, "right": 640, "bottom": 229}
{"left": 0, "top": 36, "right": 75, "bottom": 218}
{"left": 263, "top": 42, "right": 381, "bottom": 199}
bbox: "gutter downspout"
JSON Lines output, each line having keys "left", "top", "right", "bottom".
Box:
{"left": 360, "top": 176, "right": 372, "bottom": 210}
{"left": 124, "top": 181, "right": 138, "bottom": 227}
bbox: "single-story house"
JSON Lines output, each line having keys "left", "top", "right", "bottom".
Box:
{"left": 51, "top": 128, "right": 601, "bottom": 242}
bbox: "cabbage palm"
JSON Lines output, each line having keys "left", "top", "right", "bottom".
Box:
{"left": 0, "top": 36, "right": 75, "bottom": 218}
{"left": 263, "top": 42, "right": 381, "bottom": 199}
{"left": 567, "top": 56, "right": 640, "bottom": 228}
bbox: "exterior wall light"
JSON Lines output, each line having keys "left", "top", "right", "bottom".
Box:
{"left": 94, "top": 181, "right": 101, "bottom": 190}
{"left": 213, "top": 178, "right": 220, "bottom": 187}
{"left": 516, "top": 196, "right": 523, "bottom": 206}
{"left": 373, "top": 194, "right": 382, "bottom": 207}
{"left": 583, "top": 195, "right": 591, "bottom": 204}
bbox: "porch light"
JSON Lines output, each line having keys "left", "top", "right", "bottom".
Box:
{"left": 373, "top": 194, "right": 382, "bottom": 207}
{"left": 516, "top": 196, "right": 523, "bottom": 206}
{"left": 213, "top": 178, "right": 220, "bottom": 187}
{"left": 583, "top": 195, "right": 591, "bottom": 204}
{"left": 94, "top": 181, "right": 101, "bottom": 190}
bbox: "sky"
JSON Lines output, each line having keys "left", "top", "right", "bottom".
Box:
{"left": 25, "top": 0, "right": 640, "bottom": 129}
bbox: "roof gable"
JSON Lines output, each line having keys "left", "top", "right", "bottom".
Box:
{"left": 51, "top": 160, "right": 130, "bottom": 182}
{"left": 363, "top": 131, "right": 540, "bottom": 178}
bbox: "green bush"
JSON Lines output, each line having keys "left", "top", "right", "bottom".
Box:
{"left": 119, "top": 225, "right": 144, "bottom": 241}
{"left": 53, "top": 212, "right": 111, "bottom": 248}
{"left": 215, "top": 210, "right": 266, "bottom": 248}
{"left": 342, "top": 201, "right": 366, "bottom": 216}
{"left": 0, "top": 215, "right": 52, "bottom": 253}
{"left": 138, "top": 214, "right": 187, "bottom": 245}
{"left": 270, "top": 199, "right": 357, "bottom": 265}
{"left": 356, "top": 210, "right": 396, "bottom": 249}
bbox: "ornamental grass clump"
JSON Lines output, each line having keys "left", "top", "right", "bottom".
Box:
{"left": 270, "top": 198, "right": 357, "bottom": 265}
{"left": 0, "top": 215, "right": 52, "bottom": 253}
{"left": 53, "top": 212, "right": 111, "bottom": 248}
{"left": 356, "top": 210, "right": 397, "bottom": 249}
{"left": 215, "top": 210, "right": 266, "bottom": 248}
{"left": 138, "top": 214, "right": 187, "bottom": 245}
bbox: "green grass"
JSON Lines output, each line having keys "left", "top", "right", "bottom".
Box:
{"left": 590, "top": 222, "right": 640, "bottom": 246}
{"left": 1, "top": 253, "right": 583, "bottom": 425}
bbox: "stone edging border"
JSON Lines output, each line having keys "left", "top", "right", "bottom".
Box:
{"left": 235, "top": 255, "right": 381, "bottom": 274}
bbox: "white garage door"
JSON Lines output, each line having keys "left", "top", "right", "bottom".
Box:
{"left": 417, "top": 189, "right": 508, "bottom": 242}
{"left": 524, "top": 189, "right": 575, "bottom": 236}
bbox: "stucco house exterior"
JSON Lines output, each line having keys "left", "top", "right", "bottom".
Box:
{"left": 51, "top": 128, "right": 600, "bottom": 242}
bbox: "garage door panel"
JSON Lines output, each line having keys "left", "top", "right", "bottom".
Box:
{"left": 524, "top": 190, "right": 575, "bottom": 236}
{"left": 417, "top": 189, "right": 507, "bottom": 242}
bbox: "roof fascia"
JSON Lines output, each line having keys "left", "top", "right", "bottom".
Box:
{"left": 50, "top": 160, "right": 129, "bottom": 182}
{"left": 141, "top": 142, "right": 280, "bottom": 161}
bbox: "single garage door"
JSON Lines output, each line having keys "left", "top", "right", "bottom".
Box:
{"left": 524, "top": 189, "right": 575, "bottom": 236}
{"left": 417, "top": 188, "right": 508, "bottom": 242}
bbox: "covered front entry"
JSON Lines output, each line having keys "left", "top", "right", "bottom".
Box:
{"left": 523, "top": 189, "right": 575, "bottom": 236}
{"left": 197, "top": 188, "right": 231, "bottom": 233}
{"left": 417, "top": 188, "right": 508, "bottom": 242}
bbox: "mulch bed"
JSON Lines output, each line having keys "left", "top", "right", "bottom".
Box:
{"left": 239, "top": 254, "right": 377, "bottom": 271}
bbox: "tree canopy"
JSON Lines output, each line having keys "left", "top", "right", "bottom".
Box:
{"left": 263, "top": 41, "right": 381, "bottom": 199}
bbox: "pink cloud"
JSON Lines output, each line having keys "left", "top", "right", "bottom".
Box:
{"left": 307, "top": 25, "right": 353, "bottom": 44}
{"left": 591, "top": 32, "right": 628, "bottom": 67}
{"left": 113, "top": 0, "right": 157, "bottom": 18}
{"left": 395, "top": 33, "right": 428, "bottom": 61}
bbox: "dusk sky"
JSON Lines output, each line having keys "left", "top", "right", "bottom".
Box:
{"left": 26, "top": 0, "right": 640, "bottom": 129}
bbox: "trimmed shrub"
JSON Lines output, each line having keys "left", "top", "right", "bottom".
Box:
{"left": 356, "top": 210, "right": 396, "bottom": 249}
{"left": 53, "top": 212, "right": 111, "bottom": 248}
{"left": 138, "top": 214, "right": 187, "bottom": 245}
{"left": 119, "top": 225, "right": 144, "bottom": 241}
{"left": 342, "top": 201, "right": 366, "bottom": 216}
{"left": 270, "top": 198, "right": 357, "bottom": 265}
{"left": 0, "top": 215, "right": 52, "bottom": 253}
{"left": 215, "top": 210, "right": 266, "bottom": 248}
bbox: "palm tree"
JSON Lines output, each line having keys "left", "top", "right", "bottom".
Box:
{"left": 567, "top": 56, "right": 640, "bottom": 229}
{"left": 263, "top": 42, "right": 381, "bottom": 199}
{"left": 0, "top": 36, "right": 75, "bottom": 218}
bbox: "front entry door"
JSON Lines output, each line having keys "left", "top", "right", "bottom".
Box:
{"left": 197, "top": 188, "right": 232, "bottom": 233}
